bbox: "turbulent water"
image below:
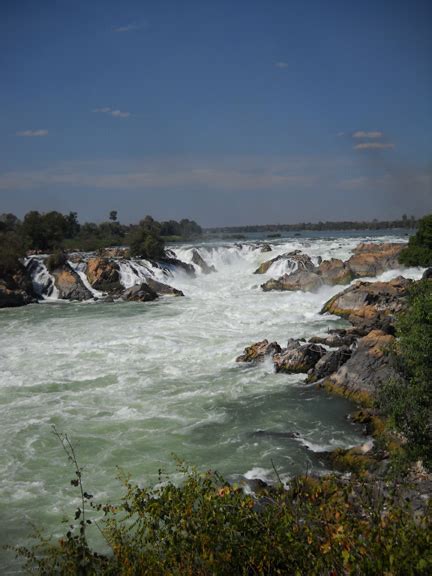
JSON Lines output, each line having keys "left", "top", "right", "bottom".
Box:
{"left": 0, "top": 232, "right": 423, "bottom": 571}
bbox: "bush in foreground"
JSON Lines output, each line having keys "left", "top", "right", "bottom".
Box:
{"left": 399, "top": 214, "right": 432, "bottom": 267}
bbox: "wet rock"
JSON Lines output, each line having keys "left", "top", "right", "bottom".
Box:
{"left": 309, "top": 331, "right": 358, "bottom": 348}
{"left": 86, "top": 257, "right": 122, "bottom": 293}
{"left": 252, "top": 430, "right": 300, "bottom": 439}
{"left": 318, "top": 258, "right": 353, "bottom": 286}
{"left": 254, "top": 250, "right": 315, "bottom": 274}
{"left": 261, "top": 270, "right": 323, "bottom": 292}
{"left": 260, "top": 243, "right": 272, "bottom": 253}
{"left": 322, "top": 330, "right": 399, "bottom": 399}
{"left": 48, "top": 259, "right": 93, "bottom": 301}
{"left": 191, "top": 249, "right": 216, "bottom": 274}
{"left": 121, "top": 283, "right": 158, "bottom": 302}
{"left": 321, "top": 276, "right": 411, "bottom": 331}
{"left": 422, "top": 268, "right": 432, "bottom": 280}
{"left": 157, "top": 257, "right": 196, "bottom": 277}
{"left": 273, "top": 343, "right": 326, "bottom": 374}
{"left": 307, "top": 346, "right": 352, "bottom": 382}
{"left": 236, "top": 339, "right": 282, "bottom": 363}
{"left": 0, "top": 262, "right": 38, "bottom": 308}
{"left": 347, "top": 242, "right": 405, "bottom": 277}
{"left": 145, "top": 277, "right": 184, "bottom": 297}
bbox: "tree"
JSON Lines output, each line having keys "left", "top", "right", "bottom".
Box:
{"left": 109, "top": 211, "right": 118, "bottom": 222}
{"left": 128, "top": 224, "right": 165, "bottom": 260}
{"left": 399, "top": 213, "right": 432, "bottom": 267}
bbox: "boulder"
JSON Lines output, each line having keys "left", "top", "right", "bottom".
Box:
{"left": 145, "top": 277, "right": 184, "bottom": 297}
{"left": 0, "top": 263, "right": 38, "bottom": 308}
{"left": 318, "top": 258, "right": 353, "bottom": 286}
{"left": 321, "top": 276, "right": 411, "bottom": 331}
{"left": 191, "top": 249, "right": 216, "bottom": 274}
{"left": 261, "top": 270, "right": 323, "bottom": 292}
{"left": 86, "top": 257, "right": 122, "bottom": 293}
{"left": 121, "top": 283, "right": 158, "bottom": 302}
{"left": 323, "top": 330, "right": 398, "bottom": 398}
{"left": 273, "top": 342, "right": 326, "bottom": 373}
{"left": 157, "top": 258, "right": 196, "bottom": 277}
{"left": 49, "top": 261, "right": 93, "bottom": 301}
{"left": 236, "top": 339, "right": 282, "bottom": 363}
{"left": 306, "top": 346, "right": 352, "bottom": 383}
{"left": 260, "top": 243, "right": 272, "bottom": 253}
{"left": 254, "top": 250, "right": 315, "bottom": 275}
{"left": 422, "top": 268, "right": 432, "bottom": 280}
{"left": 309, "top": 330, "right": 359, "bottom": 348}
{"left": 347, "top": 242, "right": 405, "bottom": 277}
{"left": 98, "top": 247, "right": 129, "bottom": 258}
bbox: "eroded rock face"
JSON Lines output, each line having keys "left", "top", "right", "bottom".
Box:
{"left": 273, "top": 342, "right": 326, "bottom": 373}
{"left": 121, "top": 283, "right": 158, "bottom": 302}
{"left": 0, "top": 263, "right": 38, "bottom": 308}
{"left": 145, "top": 277, "right": 184, "bottom": 297}
{"left": 260, "top": 243, "right": 272, "bottom": 253}
{"left": 323, "top": 330, "right": 398, "bottom": 397}
{"left": 347, "top": 242, "right": 405, "bottom": 277}
{"left": 318, "top": 258, "right": 353, "bottom": 286}
{"left": 158, "top": 258, "right": 196, "bottom": 277}
{"left": 307, "top": 346, "right": 352, "bottom": 383}
{"left": 191, "top": 249, "right": 216, "bottom": 274}
{"left": 261, "top": 270, "right": 323, "bottom": 292}
{"left": 86, "top": 257, "right": 122, "bottom": 293}
{"left": 236, "top": 339, "right": 282, "bottom": 363}
{"left": 321, "top": 276, "right": 411, "bottom": 331}
{"left": 254, "top": 251, "right": 315, "bottom": 275}
{"left": 50, "top": 262, "right": 93, "bottom": 301}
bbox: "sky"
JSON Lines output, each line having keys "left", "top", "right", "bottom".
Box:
{"left": 0, "top": 0, "right": 431, "bottom": 227}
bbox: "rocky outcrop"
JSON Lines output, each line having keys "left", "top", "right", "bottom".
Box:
{"left": 49, "top": 261, "right": 93, "bottom": 301}
{"left": 191, "top": 249, "right": 216, "bottom": 274}
{"left": 322, "top": 330, "right": 398, "bottom": 399}
{"left": 306, "top": 346, "right": 352, "bottom": 383}
{"left": 309, "top": 329, "right": 361, "bottom": 348}
{"left": 236, "top": 339, "right": 282, "bottom": 363}
{"left": 347, "top": 242, "right": 405, "bottom": 277}
{"left": 145, "top": 277, "right": 184, "bottom": 297}
{"left": 158, "top": 258, "right": 196, "bottom": 277}
{"left": 261, "top": 270, "right": 323, "bottom": 292}
{"left": 273, "top": 341, "right": 326, "bottom": 374}
{"left": 259, "top": 243, "right": 272, "bottom": 253}
{"left": 423, "top": 268, "right": 432, "bottom": 280}
{"left": 121, "top": 283, "right": 158, "bottom": 302}
{"left": 254, "top": 251, "right": 315, "bottom": 275}
{"left": 86, "top": 257, "right": 122, "bottom": 293}
{"left": 318, "top": 258, "right": 353, "bottom": 286}
{"left": 98, "top": 247, "right": 129, "bottom": 258}
{"left": 0, "top": 263, "right": 38, "bottom": 308}
{"left": 321, "top": 276, "right": 411, "bottom": 332}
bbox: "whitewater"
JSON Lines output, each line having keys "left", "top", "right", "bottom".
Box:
{"left": 0, "top": 232, "right": 423, "bottom": 570}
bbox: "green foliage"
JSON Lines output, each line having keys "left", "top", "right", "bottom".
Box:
{"left": 379, "top": 280, "right": 432, "bottom": 468}
{"left": 399, "top": 214, "right": 432, "bottom": 267}
{"left": 13, "top": 451, "right": 432, "bottom": 575}
{"left": 0, "top": 231, "right": 27, "bottom": 274}
{"left": 45, "top": 251, "right": 67, "bottom": 272}
{"left": 128, "top": 217, "right": 166, "bottom": 260}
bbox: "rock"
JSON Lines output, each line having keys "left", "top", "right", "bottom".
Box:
{"left": 252, "top": 430, "right": 300, "bottom": 439}
{"left": 98, "top": 247, "right": 129, "bottom": 258}
{"left": 145, "top": 277, "right": 184, "bottom": 297}
{"left": 261, "top": 270, "right": 323, "bottom": 292}
{"left": 323, "top": 330, "right": 399, "bottom": 399}
{"left": 422, "top": 268, "right": 432, "bottom": 280}
{"left": 309, "top": 331, "right": 358, "bottom": 348}
{"left": 0, "top": 263, "right": 38, "bottom": 308}
{"left": 318, "top": 258, "right": 353, "bottom": 285}
{"left": 254, "top": 251, "right": 315, "bottom": 274}
{"left": 157, "top": 258, "right": 196, "bottom": 277}
{"left": 321, "top": 276, "right": 412, "bottom": 331}
{"left": 307, "top": 346, "right": 352, "bottom": 382}
{"left": 236, "top": 339, "right": 282, "bottom": 363}
{"left": 86, "top": 257, "right": 122, "bottom": 293}
{"left": 121, "top": 283, "right": 158, "bottom": 302}
{"left": 49, "top": 261, "right": 93, "bottom": 301}
{"left": 273, "top": 342, "right": 326, "bottom": 374}
{"left": 260, "top": 243, "right": 272, "bottom": 253}
{"left": 191, "top": 249, "right": 216, "bottom": 274}
{"left": 347, "top": 242, "right": 405, "bottom": 277}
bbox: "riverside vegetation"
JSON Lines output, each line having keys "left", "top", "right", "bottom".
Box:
{"left": 6, "top": 215, "right": 432, "bottom": 575}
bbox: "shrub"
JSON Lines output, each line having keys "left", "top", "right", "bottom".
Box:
{"left": 399, "top": 214, "right": 432, "bottom": 267}
{"left": 45, "top": 251, "right": 67, "bottom": 272}
{"left": 128, "top": 227, "right": 165, "bottom": 260}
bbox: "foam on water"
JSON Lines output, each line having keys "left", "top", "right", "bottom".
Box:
{"left": 0, "top": 233, "right": 424, "bottom": 570}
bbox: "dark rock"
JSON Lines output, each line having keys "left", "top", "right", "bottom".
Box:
{"left": 309, "top": 332, "right": 358, "bottom": 348}
{"left": 157, "top": 258, "right": 196, "bottom": 277}
{"left": 260, "top": 243, "right": 272, "bottom": 253}
{"left": 236, "top": 339, "right": 282, "bottom": 363}
{"left": 252, "top": 430, "right": 300, "bottom": 439}
{"left": 48, "top": 260, "right": 93, "bottom": 301}
{"left": 422, "top": 268, "right": 432, "bottom": 280}
{"left": 86, "top": 257, "right": 122, "bottom": 293}
{"left": 145, "top": 277, "right": 184, "bottom": 297}
{"left": 121, "top": 283, "right": 158, "bottom": 302}
{"left": 0, "top": 262, "right": 38, "bottom": 308}
{"left": 273, "top": 343, "right": 326, "bottom": 373}
{"left": 254, "top": 250, "right": 315, "bottom": 274}
{"left": 191, "top": 249, "right": 216, "bottom": 274}
{"left": 307, "top": 346, "right": 352, "bottom": 382}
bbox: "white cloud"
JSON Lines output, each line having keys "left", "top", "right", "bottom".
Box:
{"left": 274, "top": 61, "right": 289, "bottom": 68}
{"left": 16, "top": 129, "right": 48, "bottom": 137}
{"left": 93, "top": 107, "right": 130, "bottom": 118}
{"left": 113, "top": 24, "right": 139, "bottom": 33}
{"left": 354, "top": 142, "right": 394, "bottom": 150}
{"left": 352, "top": 130, "right": 384, "bottom": 139}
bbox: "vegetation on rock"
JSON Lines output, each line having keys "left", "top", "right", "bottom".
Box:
{"left": 399, "top": 213, "right": 432, "bottom": 267}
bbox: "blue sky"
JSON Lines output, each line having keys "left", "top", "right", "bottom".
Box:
{"left": 0, "top": 0, "right": 431, "bottom": 226}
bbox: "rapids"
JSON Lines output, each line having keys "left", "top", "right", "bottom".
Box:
{"left": 0, "top": 232, "right": 423, "bottom": 570}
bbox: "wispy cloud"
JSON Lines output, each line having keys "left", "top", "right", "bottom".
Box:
{"left": 352, "top": 130, "right": 384, "bottom": 139}
{"left": 113, "top": 24, "right": 139, "bottom": 33}
{"left": 93, "top": 107, "right": 130, "bottom": 118}
{"left": 16, "top": 129, "right": 48, "bottom": 137}
{"left": 274, "top": 61, "right": 289, "bottom": 68}
{"left": 354, "top": 142, "right": 394, "bottom": 150}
